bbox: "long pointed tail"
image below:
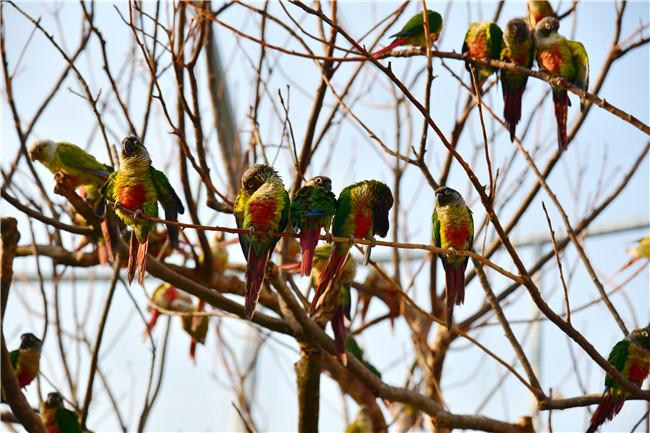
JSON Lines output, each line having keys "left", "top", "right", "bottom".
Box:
{"left": 137, "top": 237, "right": 149, "bottom": 286}
{"left": 189, "top": 340, "right": 198, "bottom": 364}
{"left": 552, "top": 90, "right": 569, "bottom": 151}
{"left": 586, "top": 392, "right": 624, "bottom": 433}
{"left": 310, "top": 248, "right": 348, "bottom": 312}
{"left": 372, "top": 37, "right": 408, "bottom": 58}
{"left": 503, "top": 86, "right": 524, "bottom": 142}
{"left": 299, "top": 225, "right": 321, "bottom": 277}
{"left": 127, "top": 231, "right": 138, "bottom": 284}
{"left": 443, "top": 261, "right": 467, "bottom": 330}
{"left": 331, "top": 308, "right": 348, "bottom": 366}
{"left": 244, "top": 249, "right": 271, "bottom": 320}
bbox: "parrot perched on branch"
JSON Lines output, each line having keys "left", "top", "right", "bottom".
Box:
{"left": 234, "top": 164, "right": 290, "bottom": 319}
{"left": 290, "top": 176, "right": 337, "bottom": 277}
{"left": 432, "top": 187, "right": 474, "bottom": 330}
{"left": 535, "top": 17, "right": 589, "bottom": 151}
{"left": 527, "top": 0, "right": 556, "bottom": 29}
{"left": 101, "top": 136, "right": 185, "bottom": 285}
{"left": 5, "top": 333, "right": 42, "bottom": 392}
{"left": 40, "top": 392, "right": 82, "bottom": 433}
{"left": 373, "top": 9, "right": 443, "bottom": 58}
{"left": 500, "top": 18, "right": 535, "bottom": 142}
{"left": 586, "top": 326, "right": 650, "bottom": 433}
{"left": 310, "top": 180, "right": 393, "bottom": 312}
{"left": 462, "top": 21, "right": 503, "bottom": 88}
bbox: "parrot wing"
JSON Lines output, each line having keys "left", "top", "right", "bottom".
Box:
{"left": 567, "top": 40, "right": 589, "bottom": 111}
{"left": 332, "top": 187, "right": 353, "bottom": 236}
{"left": 57, "top": 142, "right": 112, "bottom": 179}
{"left": 604, "top": 339, "right": 629, "bottom": 389}
{"left": 467, "top": 207, "right": 475, "bottom": 250}
{"left": 97, "top": 171, "right": 118, "bottom": 217}
{"left": 56, "top": 408, "right": 82, "bottom": 433}
{"left": 150, "top": 167, "right": 185, "bottom": 248}
{"left": 486, "top": 22, "right": 503, "bottom": 60}
{"left": 9, "top": 348, "right": 19, "bottom": 369}
{"left": 391, "top": 12, "right": 424, "bottom": 38}
{"left": 432, "top": 208, "right": 442, "bottom": 248}
{"left": 233, "top": 190, "right": 251, "bottom": 257}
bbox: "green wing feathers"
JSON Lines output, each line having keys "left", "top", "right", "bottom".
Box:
{"left": 150, "top": 167, "right": 185, "bottom": 248}
{"left": 567, "top": 40, "right": 589, "bottom": 111}
{"left": 432, "top": 209, "right": 441, "bottom": 248}
{"left": 604, "top": 340, "right": 629, "bottom": 389}
{"left": 9, "top": 349, "right": 19, "bottom": 369}
{"left": 487, "top": 23, "right": 504, "bottom": 60}
{"left": 57, "top": 142, "right": 111, "bottom": 180}
{"left": 56, "top": 409, "right": 82, "bottom": 433}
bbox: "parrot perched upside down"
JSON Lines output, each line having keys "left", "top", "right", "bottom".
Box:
{"left": 432, "top": 187, "right": 474, "bottom": 330}
{"left": 234, "top": 164, "right": 290, "bottom": 319}
{"left": 586, "top": 326, "right": 650, "bottom": 433}
{"left": 291, "top": 176, "right": 337, "bottom": 277}
{"left": 310, "top": 180, "right": 393, "bottom": 312}
{"left": 40, "top": 392, "right": 82, "bottom": 433}
{"left": 500, "top": 18, "right": 535, "bottom": 142}
{"left": 101, "top": 136, "right": 184, "bottom": 285}
{"left": 373, "top": 9, "right": 443, "bottom": 58}
{"left": 535, "top": 17, "right": 589, "bottom": 151}
{"left": 462, "top": 21, "right": 503, "bottom": 88}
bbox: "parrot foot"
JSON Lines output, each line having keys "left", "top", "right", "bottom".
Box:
{"left": 248, "top": 227, "right": 255, "bottom": 236}
{"left": 132, "top": 209, "right": 144, "bottom": 219}
{"left": 348, "top": 235, "right": 356, "bottom": 245}
{"left": 368, "top": 237, "right": 377, "bottom": 248}
{"left": 266, "top": 229, "right": 274, "bottom": 238}
{"left": 448, "top": 247, "right": 458, "bottom": 256}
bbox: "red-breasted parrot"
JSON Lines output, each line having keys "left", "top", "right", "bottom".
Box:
{"left": 373, "top": 10, "right": 443, "bottom": 58}
{"left": 291, "top": 176, "right": 337, "bottom": 277}
{"left": 432, "top": 187, "right": 474, "bottom": 330}
{"left": 6, "top": 333, "right": 42, "bottom": 391}
{"left": 310, "top": 180, "right": 393, "bottom": 311}
{"left": 527, "top": 0, "right": 556, "bottom": 29}
{"left": 500, "top": 18, "right": 535, "bottom": 141}
{"left": 462, "top": 21, "right": 503, "bottom": 87}
{"left": 586, "top": 326, "right": 650, "bottom": 433}
{"left": 40, "top": 392, "right": 81, "bottom": 433}
{"left": 234, "top": 164, "right": 290, "bottom": 319}
{"left": 101, "top": 136, "right": 185, "bottom": 285}
{"left": 535, "top": 17, "right": 589, "bottom": 151}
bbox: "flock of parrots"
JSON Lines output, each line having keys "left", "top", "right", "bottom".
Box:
{"left": 4, "top": 2, "right": 648, "bottom": 432}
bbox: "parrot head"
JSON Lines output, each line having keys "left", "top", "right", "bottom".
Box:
{"left": 28, "top": 139, "right": 56, "bottom": 164}
{"left": 425, "top": 10, "right": 443, "bottom": 34}
{"left": 535, "top": 17, "right": 560, "bottom": 41}
{"left": 305, "top": 175, "right": 332, "bottom": 191}
{"left": 121, "top": 136, "right": 150, "bottom": 162}
{"left": 367, "top": 181, "right": 393, "bottom": 238}
{"left": 19, "top": 333, "right": 42, "bottom": 350}
{"left": 44, "top": 392, "right": 64, "bottom": 409}
{"left": 505, "top": 18, "right": 530, "bottom": 44}
{"left": 435, "top": 186, "right": 465, "bottom": 207}
{"left": 629, "top": 327, "right": 650, "bottom": 350}
{"left": 240, "top": 164, "right": 279, "bottom": 193}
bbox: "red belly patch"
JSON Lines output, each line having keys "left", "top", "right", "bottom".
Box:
{"left": 17, "top": 370, "right": 35, "bottom": 387}
{"left": 353, "top": 211, "right": 372, "bottom": 238}
{"left": 249, "top": 198, "right": 277, "bottom": 231}
{"left": 539, "top": 50, "right": 563, "bottom": 74}
{"left": 629, "top": 362, "right": 649, "bottom": 383}
{"left": 119, "top": 183, "right": 146, "bottom": 211}
{"left": 443, "top": 223, "right": 469, "bottom": 249}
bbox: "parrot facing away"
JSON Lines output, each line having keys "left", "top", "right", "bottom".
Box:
{"left": 527, "top": 0, "right": 556, "bottom": 29}
{"left": 234, "top": 164, "right": 290, "bottom": 319}
{"left": 462, "top": 21, "right": 503, "bottom": 87}
{"left": 290, "top": 176, "right": 337, "bottom": 277}
{"left": 500, "top": 18, "right": 535, "bottom": 142}
{"left": 373, "top": 9, "right": 443, "bottom": 58}
{"left": 309, "top": 180, "right": 393, "bottom": 312}
{"left": 101, "top": 136, "right": 185, "bottom": 285}
{"left": 432, "top": 187, "right": 474, "bottom": 330}
{"left": 535, "top": 17, "right": 589, "bottom": 151}
{"left": 40, "top": 392, "right": 82, "bottom": 433}
{"left": 6, "top": 333, "right": 42, "bottom": 391}
{"left": 311, "top": 243, "right": 357, "bottom": 364}
{"left": 586, "top": 326, "right": 650, "bottom": 433}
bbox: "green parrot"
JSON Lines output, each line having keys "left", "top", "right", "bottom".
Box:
{"left": 101, "top": 136, "right": 185, "bottom": 285}
{"left": 527, "top": 0, "right": 556, "bottom": 29}
{"left": 500, "top": 18, "right": 535, "bottom": 142}
{"left": 5, "top": 333, "right": 42, "bottom": 392}
{"left": 311, "top": 243, "right": 357, "bottom": 364}
{"left": 290, "top": 176, "right": 337, "bottom": 277}
{"left": 535, "top": 17, "right": 589, "bottom": 151}
{"left": 373, "top": 9, "right": 443, "bottom": 58}
{"left": 432, "top": 187, "right": 474, "bottom": 330}
{"left": 309, "top": 180, "right": 393, "bottom": 312}
{"left": 586, "top": 326, "right": 650, "bottom": 433}
{"left": 40, "top": 392, "right": 82, "bottom": 433}
{"left": 346, "top": 337, "right": 381, "bottom": 378}
{"left": 462, "top": 21, "right": 503, "bottom": 87}
{"left": 345, "top": 405, "right": 373, "bottom": 433}
{"left": 234, "top": 164, "right": 290, "bottom": 319}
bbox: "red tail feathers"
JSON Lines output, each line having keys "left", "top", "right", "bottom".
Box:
{"left": 127, "top": 231, "right": 138, "bottom": 284}
{"left": 503, "top": 87, "right": 524, "bottom": 142}
{"left": 137, "top": 237, "right": 149, "bottom": 286}
{"left": 310, "top": 249, "right": 347, "bottom": 311}
{"left": 586, "top": 392, "right": 624, "bottom": 433}
{"left": 443, "top": 261, "right": 467, "bottom": 330}
{"left": 144, "top": 310, "right": 160, "bottom": 337}
{"left": 372, "top": 37, "right": 408, "bottom": 58}
{"left": 300, "top": 225, "right": 321, "bottom": 277}
{"left": 189, "top": 340, "right": 198, "bottom": 363}
{"left": 244, "top": 249, "right": 271, "bottom": 319}
{"left": 331, "top": 308, "right": 348, "bottom": 366}
{"left": 552, "top": 91, "right": 569, "bottom": 151}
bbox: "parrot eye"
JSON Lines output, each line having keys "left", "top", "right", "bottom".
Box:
{"left": 246, "top": 180, "right": 255, "bottom": 189}
{"left": 315, "top": 177, "right": 322, "bottom": 184}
